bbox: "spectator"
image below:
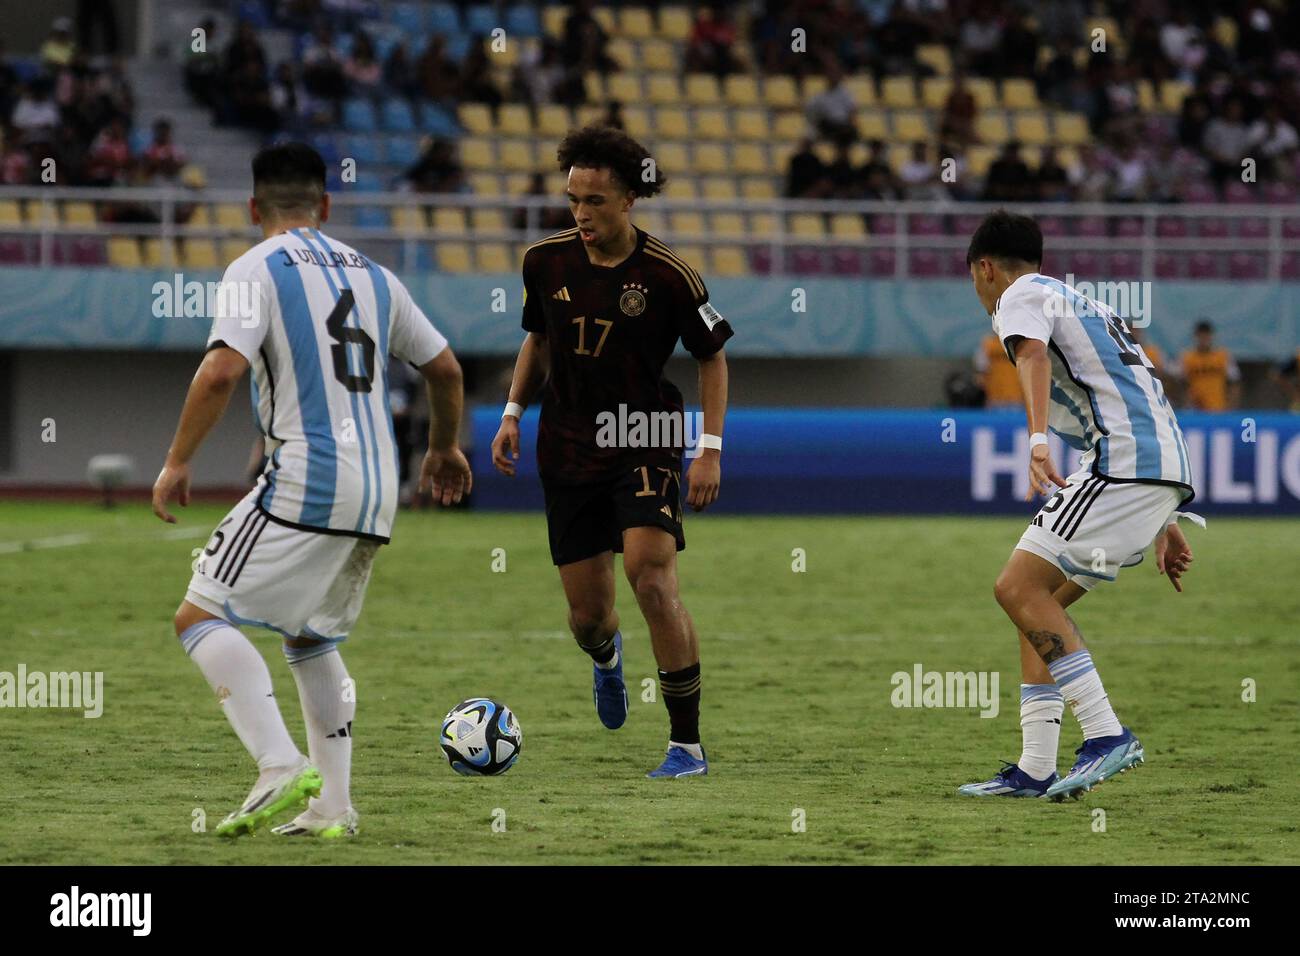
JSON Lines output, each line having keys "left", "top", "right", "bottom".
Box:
{"left": 684, "top": 4, "right": 741, "bottom": 78}
{"left": 77, "top": 0, "right": 121, "bottom": 56}
{"left": 1036, "top": 146, "right": 1074, "bottom": 201}
{"left": 982, "top": 140, "right": 1032, "bottom": 201}
{"left": 140, "top": 118, "right": 187, "bottom": 182}
{"left": 513, "top": 172, "right": 570, "bottom": 231}
{"left": 974, "top": 333, "right": 1021, "bottom": 409}
{"left": 1176, "top": 320, "right": 1241, "bottom": 412}
{"left": 825, "top": 140, "right": 862, "bottom": 199}
{"left": 40, "top": 17, "right": 77, "bottom": 69}
{"left": 1, "top": 131, "right": 33, "bottom": 184}
{"left": 898, "top": 142, "right": 942, "bottom": 199}
{"left": 405, "top": 136, "right": 465, "bottom": 193}
{"left": 85, "top": 114, "right": 132, "bottom": 186}
{"left": 958, "top": 3, "right": 1002, "bottom": 76}
{"left": 1202, "top": 97, "right": 1252, "bottom": 189}
{"left": 11, "top": 80, "right": 61, "bottom": 144}
{"left": 383, "top": 41, "right": 421, "bottom": 103}
{"left": 1107, "top": 138, "right": 1152, "bottom": 201}
{"left": 806, "top": 60, "right": 857, "bottom": 146}
{"left": 1275, "top": 349, "right": 1300, "bottom": 413}
{"left": 459, "top": 37, "right": 505, "bottom": 116}
{"left": 939, "top": 70, "right": 977, "bottom": 147}
{"left": 998, "top": 7, "right": 1039, "bottom": 79}
{"left": 563, "top": 0, "right": 618, "bottom": 76}
{"left": 1247, "top": 102, "right": 1299, "bottom": 177}
{"left": 1072, "top": 143, "right": 1112, "bottom": 202}
{"left": 344, "top": 32, "right": 383, "bottom": 99}
{"left": 184, "top": 17, "right": 222, "bottom": 111}
{"left": 784, "top": 138, "right": 829, "bottom": 199}
{"left": 599, "top": 100, "right": 625, "bottom": 131}
{"left": 417, "top": 35, "right": 460, "bottom": 104}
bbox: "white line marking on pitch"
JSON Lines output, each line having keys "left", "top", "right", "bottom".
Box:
{"left": 0, "top": 525, "right": 208, "bottom": 555}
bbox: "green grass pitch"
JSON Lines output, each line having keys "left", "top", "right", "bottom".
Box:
{"left": 1, "top": 500, "right": 1297, "bottom": 865}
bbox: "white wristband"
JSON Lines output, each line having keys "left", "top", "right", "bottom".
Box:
{"left": 502, "top": 402, "right": 524, "bottom": 420}
{"left": 698, "top": 433, "right": 722, "bottom": 451}
{"left": 1029, "top": 432, "right": 1049, "bottom": 448}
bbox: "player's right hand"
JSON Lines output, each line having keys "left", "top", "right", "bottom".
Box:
{"left": 152, "top": 461, "right": 191, "bottom": 523}
{"left": 420, "top": 446, "right": 473, "bottom": 506}
{"left": 1026, "top": 444, "right": 1066, "bottom": 500}
{"left": 491, "top": 416, "right": 520, "bottom": 477}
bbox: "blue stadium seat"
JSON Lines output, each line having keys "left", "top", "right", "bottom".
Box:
{"left": 445, "top": 32, "right": 471, "bottom": 60}
{"left": 505, "top": 5, "right": 543, "bottom": 37}
{"left": 391, "top": 3, "right": 426, "bottom": 34}
{"left": 237, "top": 0, "right": 273, "bottom": 28}
{"left": 422, "top": 104, "right": 460, "bottom": 137}
{"left": 465, "top": 5, "right": 497, "bottom": 36}
{"left": 429, "top": 2, "right": 462, "bottom": 35}
{"left": 386, "top": 135, "right": 420, "bottom": 167}
{"left": 309, "top": 132, "right": 341, "bottom": 165}
{"left": 343, "top": 99, "right": 376, "bottom": 132}
{"left": 356, "top": 207, "right": 389, "bottom": 228}
{"left": 342, "top": 135, "right": 382, "bottom": 165}
{"left": 382, "top": 100, "right": 416, "bottom": 133}
{"left": 335, "top": 32, "right": 355, "bottom": 57}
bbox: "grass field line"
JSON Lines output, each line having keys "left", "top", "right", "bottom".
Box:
{"left": 0, "top": 525, "right": 208, "bottom": 555}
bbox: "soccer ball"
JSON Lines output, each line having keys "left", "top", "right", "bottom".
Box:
{"left": 439, "top": 698, "right": 522, "bottom": 776}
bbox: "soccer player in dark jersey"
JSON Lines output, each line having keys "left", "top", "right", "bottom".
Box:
{"left": 491, "top": 125, "right": 732, "bottom": 778}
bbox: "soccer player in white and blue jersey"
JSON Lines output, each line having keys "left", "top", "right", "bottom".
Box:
{"left": 151, "top": 143, "right": 471, "bottom": 837}
{"left": 958, "top": 211, "right": 1199, "bottom": 801}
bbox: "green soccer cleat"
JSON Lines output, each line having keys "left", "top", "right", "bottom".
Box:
{"left": 271, "top": 807, "right": 359, "bottom": 839}
{"left": 215, "top": 761, "right": 323, "bottom": 838}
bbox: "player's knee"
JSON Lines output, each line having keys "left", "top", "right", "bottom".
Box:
{"left": 567, "top": 603, "right": 613, "bottom": 644}
{"left": 631, "top": 565, "right": 676, "bottom": 612}
{"left": 173, "top": 603, "right": 205, "bottom": 638}
{"left": 993, "top": 572, "right": 1023, "bottom": 613}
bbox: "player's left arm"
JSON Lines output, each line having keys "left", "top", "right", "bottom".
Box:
{"left": 1010, "top": 336, "right": 1067, "bottom": 499}
{"left": 152, "top": 345, "right": 249, "bottom": 523}
{"left": 686, "top": 348, "right": 728, "bottom": 511}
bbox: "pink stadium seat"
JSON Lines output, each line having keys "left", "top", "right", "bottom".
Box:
{"left": 1106, "top": 252, "right": 1141, "bottom": 278}
{"left": 830, "top": 247, "right": 864, "bottom": 276}
{"left": 946, "top": 249, "right": 970, "bottom": 276}
{"left": 908, "top": 249, "right": 942, "bottom": 277}
{"left": 1187, "top": 252, "right": 1219, "bottom": 278}
{"left": 869, "top": 214, "right": 898, "bottom": 236}
{"left": 1065, "top": 251, "right": 1100, "bottom": 278}
{"left": 1264, "top": 182, "right": 1297, "bottom": 204}
{"left": 788, "top": 246, "right": 825, "bottom": 274}
{"left": 1115, "top": 218, "right": 1143, "bottom": 238}
{"left": 748, "top": 247, "right": 773, "bottom": 275}
{"left": 908, "top": 214, "right": 944, "bottom": 236}
{"left": 952, "top": 214, "right": 983, "bottom": 235}
{"left": 1281, "top": 252, "right": 1300, "bottom": 279}
{"left": 1195, "top": 217, "right": 1229, "bottom": 239}
{"left": 0, "top": 237, "right": 29, "bottom": 264}
{"left": 1227, "top": 252, "right": 1265, "bottom": 279}
{"left": 1076, "top": 216, "right": 1106, "bottom": 237}
{"left": 1282, "top": 218, "right": 1300, "bottom": 239}
{"left": 67, "top": 237, "right": 107, "bottom": 266}
{"left": 1181, "top": 181, "right": 1217, "bottom": 203}
{"left": 1037, "top": 216, "right": 1067, "bottom": 237}
{"left": 1156, "top": 216, "right": 1188, "bottom": 238}
{"left": 1237, "top": 218, "right": 1268, "bottom": 239}
{"left": 1154, "top": 253, "right": 1182, "bottom": 278}
{"left": 867, "top": 248, "right": 897, "bottom": 276}
{"left": 1222, "top": 181, "right": 1255, "bottom": 203}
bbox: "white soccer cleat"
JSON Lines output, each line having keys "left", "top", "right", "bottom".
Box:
{"left": 271, "top": 806, "right": 360, "bottom": 839}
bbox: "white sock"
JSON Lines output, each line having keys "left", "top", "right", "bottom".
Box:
{"left": 180, "top": 619, "right": 302, "bottom": 772}
{"left": 285, "top": 642, "right": 355, "bottom": 817}
{"left": 670, "top": 740, "right": 704, "bottom": 760}
{"left": 1018, "top": 683, "right": 1064, "bottom": 780}
{"left": 594, "top": 647, "right": 620, "bottom": 670}
{"left": 1048, "top": 649, "right": 1124, "bottom": 740}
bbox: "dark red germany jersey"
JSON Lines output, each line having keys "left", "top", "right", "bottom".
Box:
{"left": 520, "top": 225, "right": 733, "bottom": 484}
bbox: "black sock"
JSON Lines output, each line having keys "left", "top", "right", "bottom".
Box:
{"left": 658, "top": 663, "right": 701, "bottom": 745}
{"left": 581, "top": 631, "right": 617, "bottom": 665}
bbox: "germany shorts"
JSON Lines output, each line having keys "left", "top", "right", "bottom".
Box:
{"left": 185, "top": 487, "right": 379, "bottom": 641}
{"left": 1016, "top": 467, "right": 1187, "bottom": 591}
{"left": 542, "top": 463, "right": 686, "bottom": 566}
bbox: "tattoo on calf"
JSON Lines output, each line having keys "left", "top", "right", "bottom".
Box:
{"left": 1025, "top": 629, "right": 1070, "bottom": 663}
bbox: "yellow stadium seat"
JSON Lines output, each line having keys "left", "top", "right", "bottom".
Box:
{"left": 673, "top": 244, "right": 706, "bottom": 272}
{"left": 641, "top": 39, "right": 676, "bottom": 73}
{"left": 830, "top": 213, "right": 866, "bottom": 239}
{"left": 733, "top": 109, "right": 769, "bottom": 140}
{"left": 892, "top": 110, "right": 930, "bottom": 143}
{"left": 763, "top": 75, "right": 799, "bottom": 109}
{"left": 477, "top": 243, "right": 511, "bottom": 272}
{"left": 622, "top": 105, "right": 652, "bottom": 139}
{"left": 220, "top": 239, "right": 252, "bottom": 263}
{"left": 772, "top": 111, "right": 808, "bottom": 141}
{"left": 1054, "top": 112, "right": 1089, "bottom": 146}
{"left": 712, "top": 246, "right": 747, "bottom": 277}
{"left": 493, "top": 36, "right": 530, "bottom": 69}
{"left": 637, "top": 210, "right": 668, "bottom": 235}
{"left": 658, "top": 6, "right": 693, "bottom": 41}
{"left": 916, "top": 44, "right": 952, "bottom": 75}
{"left": 812, "top": 142, "right": 835, "bottom": 165}
{"left": 732, "top": 143, "right": 769, "bottom": 175}
{"left": 591, "top": 8, "right": 614, "bottom": 33}
{"left": 654, "top": 142, "right": 690, "bottom": 175}
{"left": 503, "top": 173, "right": 531, "bottom": 195}
{"left": 545, "top": 172, "right": 567, "bottom": 196}
{"left": 669, "top": 211, "right": 706, "bottom": 237}
{"left": 437, "top": 243, "right": 472, "bottom": 273}
{"left": 741, "top": 178, "right": 776, "bottom": 200}
{"left": 107, "top": 237, "right": 142, "bottom": 268}
{"left": 723, "top": 74, "right": 760, "bottom": 107}
{"left": 880, "top": 76, "right": 916, "bottom": 109}
{"left": 684, "top": 73, "right": 720, "bottom": 106}
{"left": 802, "top": 75, "right": 828, "bottom": 98}
{"left": 142, "top": 239, "right": 178, "bottom": 268}
{"left": 1212, "top": 15, "right": 1237, "bottom": 51}
{"left": 693, "top": 108, "right": 730, "bottom": 138}
{"left": 392, "top": 207, "right": 428, "bottom": 231}
{"left": 606, "top": 39, "right": 637, "bottom": 71}
{"left": 749, "top": 212, "right": 778, "bottom": 237}
{"left": 790, "top": 214, "right": 824, "bottom": 238}
{"left": 63, "top": 202, "right": 96, "bottom": 225}
{"left": 701, "top": 178, "right": 738, "bottom": 200}
{"left": 608, "top": 74, "right": 644, "bottom": 103}
{"left": 655, "top": 106, "right": 690, "bottom": 139}
{"left": 1160, "top": 81, "right": 1191, "bottom": 113}
{"left": 470, "top": 173, "right": 503, "bottom": 195}
{"left": 23, "top": 200, "right": 57, "bottom": 225}
{"left": 431, "top": 208, "right": 469, "bottom": 233}
{"left": 500, "top": 139, "right": 538, "bottom": 172}
{"left": 975, "top": 112, "right": 1010, "bottom": 144}
{"left": 537, "top": 104, "right": 570, "bottom": 137}
{"left": 1013, "top": 112, "right": 1051, "bottom": 145}
{"left": 886, "top": 144, "right": 910, "bottom": 175}
{"left": 921, "top": 77, "right": 953, "bottom": 110}
{"left": 845, "top": 76, "right": 876, "bottom": 107}
{"left": 966, "top": 145, "right": 997, "bottom": 178}
{"left": 461, "top": 138, "right": 496, "bottom": 170}
{"left": 646, "top": 75, "right": 680, "bottom": 105}
{"left": 583, "top": 73, "right": 605, "bottom": 103}
{"left": 0, "top": 200, "right": 20, "bottom": 224}
{"left": 182, "top": 239, "right": 219, "bottom": 269}
{"left": 663, "top": 178, "right": 697, "bottom": 200}
{"left": 1136, "top": 79, "right": 1157, "bottom": 113}
{"left": 575, "top": 105, "right": 604, "bottom": 128}
{"left": 459, "top": 103, "right": 493, "bottom": 134}
{"left": 498, "top": 104, "right": 533, "bottom": 135}
{"left": 1001, "top": 79, "right": 1038, "bottom": 110}
{"left": 711, "top": 212, "right": 746, "bottom": 237}
{"left": 186, "top": 205, "right": 212, "bottom": 227}
{"left": 856, "top": 109, "right": 888, "bottom": 141}
{"left": 472, "top": 208, "right": 507, "bottom": 232}
{"left": 620, "top": 8, "right": 654, "bottom": 40}
{"left": 542, "top": 7, "right": 567, "bottom": 38}
{"left": 965, "top": 77, "right": 998, "bottom": 109}
{"left": 215, "top": 203, "right": 246, "bottom": 230}
{"left": 693, "top": 143, "right": 728, "bottom": 174}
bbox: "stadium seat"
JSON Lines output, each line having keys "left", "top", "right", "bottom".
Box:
{"left": 762, "top": 76, "right": 800, "bottom": 109}
{"left": 974, "top": 113, "right": 1009, "bottom": 144}
{"left": 142, "top": 239, "right": 179, "bottom": 268}
{"left": 702, "top": 178, "right": 738, "bottom": 201}
{"left": 654, "top": 142, "right": 690, "bottom": 174}
{"left": 0, "top": 200, "right": 20, "bottom": 224}
{"left": 1222, "top": 181, "right": 1254, "bottom": 204}
{"left": 732, "top": 144, "right": 769, "bottom": 175}
{"left": 1136, "top": 79, "right": 1157, "bottom": 113}
{"left": 693, "top": 143, "right": 729, "bottom": 175}
{"left": 829, "top": 247, "right": 864, "bottom": 276}
{"left": 61, "top": 236, "right": 106, "bottom": 266}
{"left": 621, "top": 106, "right": 652, "bottom": 139}
{"left": 669, "top": 212, "right": 707, "bottom": 238}
{"left": 908, "top": 214, "right": 944, "bottom": 236}
{"left": 880, "top": 76, "right": 916, "bottom": 109}
{"left": 436, "top": 243, "right": 472, "bottom": 273}
{"left": 620, "top": 7, "right": 654, "bottom": 39}
{"left": 1160, "top": 81, "right": 1191, "bottom": 113}
{"left": 1281, "top": 252, "right": 1300, "bottom": 279}
{"left": 1076, "top": 216, "right": 1107, "bottom": 237}
{"left": 655, "top": 106, "right": 690, "bottom": 139}
{"left": 215, "top": 204, "right": 246, "bottom": 231}
{"left": 1195, "top": 217, "right": 1229, "bottom": 239}
{"left": 1106, "top": 252, "right": 1141, "bottom": 278}
{"left": 772, "top": 111, "right": 808, "bottom": 141}
{"left": 460, "top": 138, "right": 496, "bottom": 170}
{"left": 1154, "top": 253, "right": 1182, "bottom": 279}
{"left": 583, "top": 73, "right": 606, "bottom": 103}
{"left": 355, "top": 207, "right": 388, "bottom": 228}
{"left": 658, "top": 6, "right": 693, "bottom": 40}
{"left": 647, "top": 75, "right": 681, "bottom": 105}
{"left": 684, "top": 74, "right": 720, "bottom": 106}
{"left": 1037, "top": 216, "right": 1067, "bottom": 237}
{"left": 382, "top": 100, "right": 416, "bottom": 133}
{"left": 1001, "top": 79, "right": 1038, "bottom": 109}
{"left": 712, "top": 246, "right": 747, "bottom": 276}
{"left": 182, "top": 240, "right": 220, "bottom": 270}
{"left": 498, "top": 104, "right": 533, "bottom": 136}
{"left": 186, "top": 205, "right": 212, "bottom": 228}
{"left": 723, "top": 74, "right": 760, "bottom": 107}
{"left": 741, "top": 178, "right": 776, "bottom": 200}
{"left": 845, "top": 76, "right": 876, "bottom": 107}
{"left": 867, "top": 249, "right": 897, "bottom": 277}
{"left": 63, "top": 202, "right": 96, "bottom": 225}
{"left": 607, "top": 74, "right": 644, "bottom": 103}
{"left": 464, "top": 5, "right": 496, "bottom": 36}
{"left": 24, "top": 200, "right": 57, "bottom": 225}
{"left": 733, "top": 109, "right": 769, "bottom": 140}
{"left": 916, "top": 44, "right": 953, "bottom": 75}
{"left": 965, "top": 146, "right": 997, "bottom": 177}
{"left": 789, "top": 214, "right": 824, "bottom": 238}
{"left": 1115, "top": 217, "right": 1142, "bottom": 238}
{"left": 537, "top": 104, "right": 570, "bottom": 137}
{"left": 606, "top": 39, "right": 637, "bottom": 71}
{"left": 830, "top": 213, "right": 866, "bottom": 239}
{"left": 921, "top": 77, "right": 952, "bottom": 110}
{"left": 343, "top": 99, "right": 376, "bottom": 132}
{"left": 965, "top": 78, "right": 998, "bottom": 109}
{"left": 1013, "top": 112, "right": 1051, "bottom": 145}
{"left": 541, "top": 7, "right": 567, "bottom": 38}
{"left": 393, "top": 207, "right": 428, "bottom": 232}
{"left": 386, "top": 135, "right": 419, "bottom": 167}
{"left": 471, "top": 208, "right": 507, "bottom": 232}
{"left": 663, "top": 178, "right": 697, "bottom": 200}
{"left": 692, "top": 108, "right": 730, "bottom": 139}
{"left": 1187, "top": 252, "right": 1219, "bottom": 278}
{"left": 748, "top": 212, "right": 778, "bottom": 237}
{"left": 431, "top": 208, "right": 469, "bottom": 233}
{"left": 1054, "top": 113, "right": 1089, "bottom": 145}
{"left": 710, "top": 212, "right": 746, "bottom": 237}
{"left": 342, "top": 134, "right": 382, "bottom": 165}
{"left": 1228, "top": 252, "right": 1265, "bottom": 279}
{"left": 869, "top": 214, "right": 898, "bottom": 236}
{"left": 220, "top": 239, "right": 252, "bottom": 262}
{"left": 476, "top": 243, "right": 512, "bottom": 272}
{"left": 458, "top": 103, "right": 494, "bottom": 136}
{"left": 641, "top": 39, "right": 676, "bottom": 73}
{"left": 107, "top": 237, "right": 142, "bottom": 268}
{"left": 1156, "top": 216, "right": 1188, "bottom": 238}
{"left": 891, "top": 110, "right": 930, "bottom": 143}
{"left": 392, "top": 3, "right": 429, "bottom": 34}
{"left": 505, "top": 4, "right": 542, "bottom": 37}
{"left": 802, "top": 75, "right": 828, "bottom": 99}
{"left": 908, "top": 250, "right": 943, "bottom": 277}
{"left": 856, "top": 110, "right": 888, "bottom": 140}
{"left": 1066, "top": 251, "right": 1100, "bottom": 278}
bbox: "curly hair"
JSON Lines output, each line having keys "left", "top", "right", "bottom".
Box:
{"left": 555, "top": 125, "right": 666, "bottom": 198}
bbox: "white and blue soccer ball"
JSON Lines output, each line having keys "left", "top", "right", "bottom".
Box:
{"left": 439, "top": 698, "right": 522, "bottom": 776}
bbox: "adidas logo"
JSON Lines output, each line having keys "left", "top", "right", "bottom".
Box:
{"left": 552, "top": 287, "right": 571, "bottom": 301}
{"left": 660, "top": 505, "right": 673, "bottom": 518}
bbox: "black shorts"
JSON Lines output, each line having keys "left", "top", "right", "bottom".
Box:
{"left": 542, "top": 463, "right": 686, "bottom": 566}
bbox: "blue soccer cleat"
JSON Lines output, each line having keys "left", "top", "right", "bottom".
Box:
{"left": 1045, "top": 727, "right": 1145, "bottom": 801}
{"left": 958, "top": 761, "right": 1058, "bottom": 798}
{"left": 592, "top": 632, "right": 628, "bottom": 729}
{"left": 647, "top": 745, "right": 708, "bottom": 779}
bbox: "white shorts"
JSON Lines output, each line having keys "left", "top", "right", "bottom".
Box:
{"left": 1016, "top": 469, "right": 1185, "bottom": 591}
{"left": 185, "top": 488, "right": 379, "bottom": 641}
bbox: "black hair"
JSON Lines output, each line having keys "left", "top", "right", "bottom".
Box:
{"left": 966, "top": 209, "right": 1043, "bottom": 267}
{"left": 556, "top": 125, "right": 665, "bottom": 197}
{"left": 251, "top": 142, "right": 326, "bottom": 214}
{"left": 1194, "top": 319, "right": 1214, "bottom": 334}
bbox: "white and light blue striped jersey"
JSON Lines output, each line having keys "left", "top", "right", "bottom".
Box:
{"left": 992, "top": 273, "right": 1193, "bottom": 498}
{"left": 206, "top": 227, "right": 448, "bottom": 542}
